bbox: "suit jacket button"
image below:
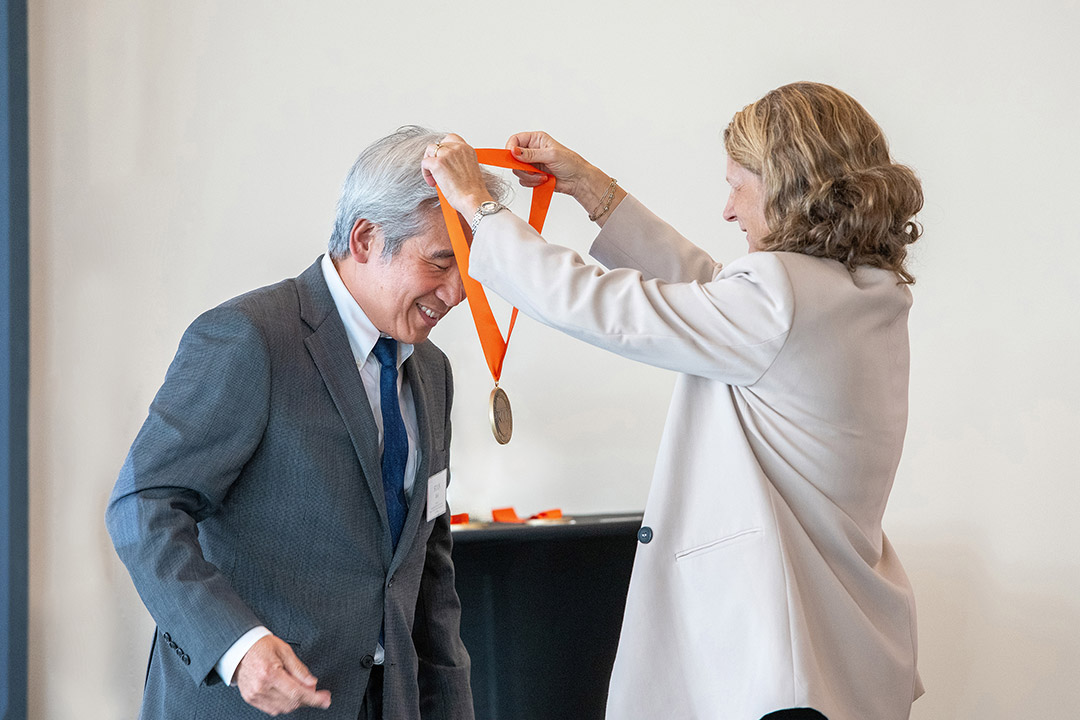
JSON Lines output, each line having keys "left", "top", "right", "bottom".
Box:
{"left": 175, "top": 647, "right": 184, "bottom": 657}
{"left": 361, "top": 654, "right": 375, "bottom": 669}
{"left": 387, "top": 576, "right": 395, "bottom": 588}
{"left": 167, "top": 641, "right": 177, "bottom": 649}
{"left": 182, "top": 654, "right": 191, "bottom": 665}
{"left": 637, "top": 526, "right": 653, "bottom": 544}
{"left": 162, "top": 632, "right": 172, "bottom": 643}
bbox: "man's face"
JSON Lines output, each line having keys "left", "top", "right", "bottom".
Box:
{"left": 363, "top": 213, "right": 465, "bottom": 345}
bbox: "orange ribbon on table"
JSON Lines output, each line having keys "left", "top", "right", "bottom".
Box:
{"left": 434, "top": 149, "right": 556, "bottom": 383}
{"left": 491, "top": 507, "right": 564, "bottom": 524}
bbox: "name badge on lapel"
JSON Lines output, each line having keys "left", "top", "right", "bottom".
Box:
{"left": 427, "top": 469, "right": 447, "bottom": 521}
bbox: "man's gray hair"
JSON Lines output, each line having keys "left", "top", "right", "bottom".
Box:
{"left": 329, "top": 126, "right": 509, "bottom": 260}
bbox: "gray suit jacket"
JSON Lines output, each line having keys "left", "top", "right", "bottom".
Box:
{"left": 106, "top": 258, "right": 474, "bottom": 720}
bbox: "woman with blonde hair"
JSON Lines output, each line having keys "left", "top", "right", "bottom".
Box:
{"left": 424, "top": 82, "right": 925, "bottom": 720}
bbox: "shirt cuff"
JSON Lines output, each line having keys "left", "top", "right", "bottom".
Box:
{"left": 216, "top": 626, "right": 272, "bottom": 686}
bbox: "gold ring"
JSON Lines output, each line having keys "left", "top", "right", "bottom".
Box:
{"left": 434, "top": 142, "right": 442, "bottom": 157}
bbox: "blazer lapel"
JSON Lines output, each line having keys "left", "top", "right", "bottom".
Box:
{"left": 296, "top": 259, "right": 391, "bottom": 549}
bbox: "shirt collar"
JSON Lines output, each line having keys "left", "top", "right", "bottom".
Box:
{"left": 320, "top": 253, "right": 414, "bottom": 369}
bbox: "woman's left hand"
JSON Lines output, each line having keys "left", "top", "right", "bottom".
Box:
{"left": 421, "top": 134, "right": 494, "bottom": 217}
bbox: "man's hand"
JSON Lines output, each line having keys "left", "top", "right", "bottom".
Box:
{"left": 234, "top": 635, "right": 331, "bottom": 716}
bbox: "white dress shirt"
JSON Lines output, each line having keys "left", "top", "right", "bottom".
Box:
{"left": 214, "top": 254, "right": 420, "bottom": 684}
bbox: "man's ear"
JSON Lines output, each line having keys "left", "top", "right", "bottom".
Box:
{"left": 349, "top": 219, "right": 381, "bottom": 263}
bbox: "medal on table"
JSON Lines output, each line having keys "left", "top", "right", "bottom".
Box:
{"left": 435, "top": 149, "right": 556, "bottom": 445}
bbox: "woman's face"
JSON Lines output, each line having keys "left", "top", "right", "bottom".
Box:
{"left": 722, "top": 157, "right": 769, "bottom": 252}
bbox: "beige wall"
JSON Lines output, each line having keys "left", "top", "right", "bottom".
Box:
{"left": 27, "top": 1, "right": 1080, "bottom": 717}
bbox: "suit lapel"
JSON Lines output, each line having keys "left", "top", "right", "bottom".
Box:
{"left": 296, "top": 260, "right": 391, "bottom": 550}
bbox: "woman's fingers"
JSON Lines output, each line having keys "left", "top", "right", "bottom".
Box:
{"left": 506, "top": 130, "right": 596, "bottom": 196}
{"left": 507, "top": 131, "right": 561, "bottom": 164}
{"left": 506, "top": 130, "right": 555, "bottom": 152}
{"left": 511, "top": 168, "right": 549, "bottom": 188}
{"left": 510, "top": 145, "right": 560, "bottom": 168}
{"left": 507, "top": 131, "right": 566, "bottom": 171}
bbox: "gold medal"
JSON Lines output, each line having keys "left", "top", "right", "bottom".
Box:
{"left": 488, "top": 385, "right": 513, "bottom": 445}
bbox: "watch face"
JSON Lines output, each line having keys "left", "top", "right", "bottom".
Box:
{"left": 480, "top": 201, "right": 501, "bottom": 215}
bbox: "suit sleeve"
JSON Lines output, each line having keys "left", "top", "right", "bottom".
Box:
{"left": 105, "top": 304, "right": 270, "bottom": 686}
{"left": 469, "top": 202, "right": 795, "bottom": 386}
{"left": 413, "top": 354, "right": 475, "bottom": 720}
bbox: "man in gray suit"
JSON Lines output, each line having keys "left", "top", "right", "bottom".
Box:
{"left": 107, "top": 126, "right": 504, "bottom": 719}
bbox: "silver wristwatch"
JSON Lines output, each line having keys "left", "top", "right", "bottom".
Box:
{"left": 470, "top": 200, "right": 505, "bottom": 236}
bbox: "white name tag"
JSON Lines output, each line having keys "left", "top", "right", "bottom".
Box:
{"left": 426, "top": 469, "right": 447, "bottom": 521}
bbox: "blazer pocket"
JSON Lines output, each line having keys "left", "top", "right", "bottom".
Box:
{"left": 674, "top": 527, "right": 762, "bottom": 562}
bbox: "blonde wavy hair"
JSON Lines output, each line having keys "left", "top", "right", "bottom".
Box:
{"left": 724, "top": 82, "right": 923, "bottom": 283}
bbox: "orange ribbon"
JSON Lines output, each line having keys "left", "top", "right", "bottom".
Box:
{"left": 491, "top": 506, "right": 563, "bottom": 524}
{"left": 435, "top": 149, "right": 556, "bottom": 383}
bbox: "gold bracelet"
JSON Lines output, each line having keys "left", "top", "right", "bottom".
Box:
{"left": 588, "top": 178, "right": 619, "bottom": 222}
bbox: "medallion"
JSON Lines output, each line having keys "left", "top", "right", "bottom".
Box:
{"left": 489, "top": 385, "right": 513, "bottom": 445}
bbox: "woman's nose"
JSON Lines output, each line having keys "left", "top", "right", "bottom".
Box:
{"left": 722, "top": 194, "right": 737, "bottom": 223}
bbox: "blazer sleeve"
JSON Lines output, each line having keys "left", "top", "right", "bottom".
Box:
{"left": 413, "top": 354, "right": 475, "bottom": 720}
{"left": 105, "top": 304, "right": 270, "bottom": 686}
{"left": 589, "top": 194, "right": 723, "bottom": 283}
{"left": 468, "top": 205, "right": 795, "bottom": 386}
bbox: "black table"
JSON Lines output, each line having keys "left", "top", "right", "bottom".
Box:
{"left": 451, "top": 513, "right": 643, "bottom": 720}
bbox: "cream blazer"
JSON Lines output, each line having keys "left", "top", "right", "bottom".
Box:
{"left": 469, "top": 195, "right": 923, "bottom": 720}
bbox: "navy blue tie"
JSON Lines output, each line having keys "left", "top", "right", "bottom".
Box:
{"left": 372, "top": 338, "right": 409, "bottom": 551}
